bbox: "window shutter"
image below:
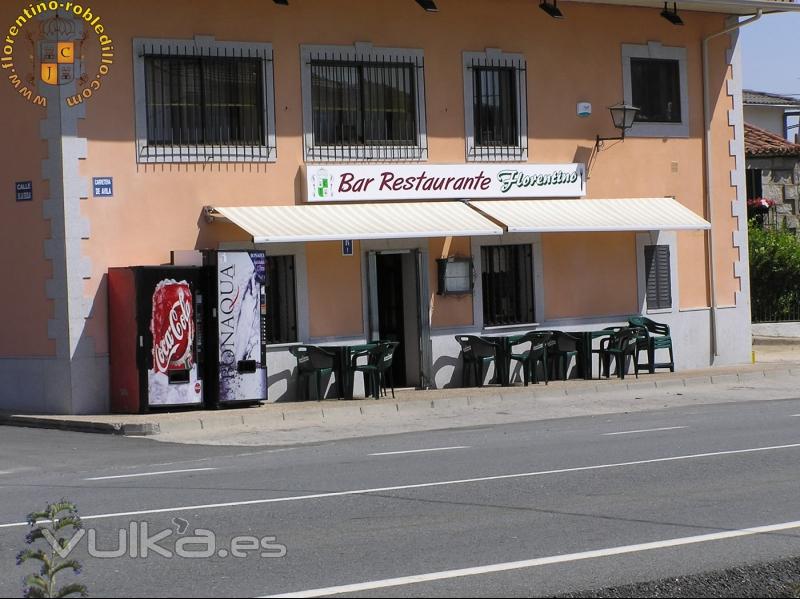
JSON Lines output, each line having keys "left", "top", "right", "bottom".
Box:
{"left": 645, "top": 245, "right": 672, "bottom": 310}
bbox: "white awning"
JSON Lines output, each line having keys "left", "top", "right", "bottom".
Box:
{"left": 210, "top": 202, "right": 504, "bottom": 243}
{"left": 469, "top": 197, "right": 711, "bottom": 233}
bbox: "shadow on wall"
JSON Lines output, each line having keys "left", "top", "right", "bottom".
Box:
{"left": 432, "top": 353, "right": 461, "bottom": 389}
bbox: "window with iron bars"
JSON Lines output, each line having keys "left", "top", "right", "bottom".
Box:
{"left": 302, "top": 45, "right": 428, "bottom": 162}
{"left": 464, "top": 51, "right": 528, "bottom": 161}
{"left": 133, "top": 38, "right": 276, "bottom": 163}
{"left": 481, "top": 244, "right": 535, "bottom": 327}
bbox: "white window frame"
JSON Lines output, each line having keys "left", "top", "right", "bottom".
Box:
{"left": 622, "top": 42, "right": 689, "bottom": 138}
{"left": 636, "top": 230, "right": 679, "bottom": 315}
{"left": 463, "top": 49, "right": 528, "bottom": 162}
{"left": 300, "top": 42, "right": 428, "bottom": 162}
{"left": 133, "top": 36, "right": 277, "bottom": 164}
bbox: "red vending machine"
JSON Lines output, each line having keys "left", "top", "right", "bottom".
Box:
{"left": 202, "top": 250, "right": 268, "bottom": 407}
{"left": 108, "top": 266, "right": 205, "bottom": 413}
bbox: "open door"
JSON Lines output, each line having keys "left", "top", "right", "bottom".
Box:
{"left": 365, "top": 249, "right": 432, "bottom": 389}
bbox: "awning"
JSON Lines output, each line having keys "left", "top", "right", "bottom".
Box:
{"left": 209, "top": 202, "right": 503, "bottom": 243}
{"left": 469, "top": 197, "right": 711, "bottom": 233}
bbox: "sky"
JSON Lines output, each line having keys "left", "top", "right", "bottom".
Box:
{"left": 740, "top": 12, "right": 800, "bottom": 96}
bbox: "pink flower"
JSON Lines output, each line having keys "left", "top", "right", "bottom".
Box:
{"left": 747, "top": 197, "right": 775, "bottom": 210}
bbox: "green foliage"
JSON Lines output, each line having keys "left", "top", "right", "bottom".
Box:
{"left": 16, "top": 501, "right": 87, "bottom": 598}
{"left": 749, "top": 220, "right": 800, "bottom": 321}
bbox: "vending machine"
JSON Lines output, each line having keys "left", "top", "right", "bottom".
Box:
{"left": 202, "top": 250, "right": 268, "bottom": 407}
{"left": 108, "top": 266, "right": 205, "bottom": 413}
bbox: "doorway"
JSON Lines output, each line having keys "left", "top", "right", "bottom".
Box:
{"left": 367, "top": 249, "right": 431, "bottom": 389}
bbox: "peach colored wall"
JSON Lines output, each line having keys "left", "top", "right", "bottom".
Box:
{"left": 542, "top": 232, "right": 638, "bottom": 320}
{"left": 306, "top": 241, "right": 364, "bottom": 338}
{"left": 0, "top": 2, "right": 55, "bottom": 357}
{"left": 429, "top": 237, "right": 474, "bottom": 329}
{"left": 27, "top": 0, "right": 739, "bottom": 349}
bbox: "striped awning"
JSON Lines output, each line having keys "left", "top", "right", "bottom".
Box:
{"left": 209, "top": 202, "right": 503, "bottom": 243}
{"left": 469, "top": 198, "right": 711, "bottom": 233}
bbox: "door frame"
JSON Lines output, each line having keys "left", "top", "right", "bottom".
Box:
{"left": 362, "top": 240, "right": 432, "bottom": 389}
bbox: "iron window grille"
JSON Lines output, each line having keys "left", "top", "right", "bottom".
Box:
{"left": 644, "top": 244, "right": 672, "bottom": 310}
{"left": 302, "top": 45, "right": 428, "bottom": 162}
{"left": 464, "top": 52, "right": 528, "bottom": 161}
{"left": 265, "top": 255, "right": 298, "bottom": 344}
{"left": 481, "top": 244, "right": 535, "bottom": 326}
{"left": 630, "top": 58, "right": 681, "bottom": 123}
{"left": 134, "top": 39, "right": 276, "bottom": 163}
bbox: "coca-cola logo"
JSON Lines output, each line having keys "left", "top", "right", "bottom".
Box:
{"left": 150, "top": 279, "right": 194, "bottom": 374}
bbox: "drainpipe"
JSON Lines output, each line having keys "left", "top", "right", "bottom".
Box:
{"left": 701, "top": 9, "right": 762, "bottom": 361}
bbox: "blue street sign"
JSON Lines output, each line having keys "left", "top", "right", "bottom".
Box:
{"left": 342, "top": 240, "right": 353, "bottom": 256}
{"left": 93, "top": 177, "right": 113, "bottom": 198}
{"left": 15, "top": 181, "right": 32, "bottom": 202}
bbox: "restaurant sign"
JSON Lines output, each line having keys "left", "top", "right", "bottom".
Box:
{"left": 305, "top": 163, "right": 586, "bottom": 202}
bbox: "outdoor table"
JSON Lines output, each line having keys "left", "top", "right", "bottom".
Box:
{"left": 479, "top": 333, "right": 526, "bottom": 387}
{"left": 324, "top": 342, "right": 380, "bottom": 399}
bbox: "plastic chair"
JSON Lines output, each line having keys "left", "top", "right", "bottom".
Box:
{"left": 455, "top": 335, "right": 500, "bottom": 387}
{"left": 352, "top": 341, "right": 400, "bottom": 399}
{"left": 542, "top": 331, "right": 581, "bottom": 380}
{"left": 509, "top": 331, "right": 551, "bottom": 386}
{"left": 628, "top": 316, "right": 674, "bottom": 373}
{"left": 289, "top": 345, "right": 337, "bottom": 401}
{"left": 597, "top": 327, "right": 642, "bottom": 379}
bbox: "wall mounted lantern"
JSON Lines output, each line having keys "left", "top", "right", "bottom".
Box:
{"left": 595, "top": 103, "right": 640, "bottom": 150}
{"left": 540, "top": 0, "right": 565, "bottom": 19}
{"left": 661, "top": 2, "right": 684, "bottom": 25}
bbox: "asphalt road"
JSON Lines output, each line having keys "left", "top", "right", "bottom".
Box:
{"left": 2, "top": 397, "right": 800, "bottom": 597}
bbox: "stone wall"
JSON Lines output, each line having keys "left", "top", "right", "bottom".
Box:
{"left": 747, "top": 156, "right": 800, "bottom": 232}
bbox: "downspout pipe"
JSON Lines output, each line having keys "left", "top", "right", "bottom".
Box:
{"left": 701, "top": 9, "right": 762, "bottom": 361}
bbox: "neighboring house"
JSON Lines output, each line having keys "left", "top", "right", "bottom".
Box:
{"left": 3, "top": 0, "right": 800, "bottom": 415}
{"left": 743, "top": 89, "right": 800, "bottom": 140}
{"left": 744, "top": 122, "right": 800, "bottom": 232}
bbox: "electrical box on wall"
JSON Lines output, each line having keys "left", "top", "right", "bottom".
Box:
{"left": 436, "top": 257, "right": 474, "bottom": 295}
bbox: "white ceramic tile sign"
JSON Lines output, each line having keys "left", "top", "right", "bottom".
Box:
{"left": 305, "top": 163, "right": 586, "bottom": 202}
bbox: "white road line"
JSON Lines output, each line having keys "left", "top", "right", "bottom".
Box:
{"left": 790, "top": 414, "right": 800, "bottom": 417}
{"left": 369, "top": 446, "right": 470, "bottom": 456}
{"left": 603, "top": 426, "right": 688, "bottom": 436}
{"left": 260, "top": 519, "right": 800, "bottom": 598}
{"left": 84, "top": 468, "right": 217, "bottom": 481}
{"left": 1, "top": 441, "right": 799, "bottom": 530}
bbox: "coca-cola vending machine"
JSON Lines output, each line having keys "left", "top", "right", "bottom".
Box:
{"left": 108, "top": 266, "right": 205, "bottom": 413}
{"left": 202, "top": 250, "right": 268, "bottom": 407}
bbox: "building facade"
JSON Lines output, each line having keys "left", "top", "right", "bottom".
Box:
{"left": 2, "top": 0, "right": 797, "bottom": 414}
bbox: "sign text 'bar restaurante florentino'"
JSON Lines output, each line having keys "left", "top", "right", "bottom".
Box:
{"left": 305, "top": 163, "right": 586, "bottom": 202}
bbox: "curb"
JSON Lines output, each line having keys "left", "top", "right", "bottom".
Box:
{"left": 2, "top": 366, "right": 797, "bottom": 437}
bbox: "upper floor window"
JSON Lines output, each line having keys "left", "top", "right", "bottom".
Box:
{"left": 630, "top": 58, "right": 681, "bottom": 123}
{"left": 133, "top": 37, "right": 277, "bottom": 163}
{"left": 301, "top": 44, "right": 428, "bottom": 162}
{"left": 464, "top": 50, "right": 528, "bottom": 161}
{"left": 622, "top": 42, "right": 688, "bottom": 138}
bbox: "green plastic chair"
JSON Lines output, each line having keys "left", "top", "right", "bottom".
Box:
{"left": 289, "top": 345, "right": 337, "bottom": 401}
{"left": 509, "top": 331, "right": 551, "bottom": 386}
{"left": 541, "top": 331, "right": 581, "bottom": 380}
{"left": 352, "top": 341, "right": 400, "bottom": 399}
{"left": 597, "top": 327, "right": 642, "bottom": 379}
{"left": 628, "top": 316, "right": 674, "bottom": 373}
{"left": 455, "top": 335, "right": 500, "bottom": 387}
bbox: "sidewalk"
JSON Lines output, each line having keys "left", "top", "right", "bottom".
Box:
{"left": 2, "top": 358, "right": 800, "bottom": 446}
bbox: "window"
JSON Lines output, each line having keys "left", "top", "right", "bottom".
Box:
{"left": 481, "top": 244, "right": 534, "bottom": 326}
{"left": 622, "top": 43, "right": 688, "bottom": 138}
{"left": 301, "top": 44, "right": 428, "bottom": 161}
{"left": 464, "top": 50, "right": 527, "bottom": 161}
{"left": 746, "top": 169, "right": 763, "bottom": 200}
{"left": 265, "top": 256, "right": 297, "bottom": 344}
{"left": 644, "top": 245, "right": 672, "bottom": 310}
{"left": 133, "top": 37, "right": 276, "bottom": 163}
{"left": 630, "top": 58, "right": 681, "bottom": 123}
